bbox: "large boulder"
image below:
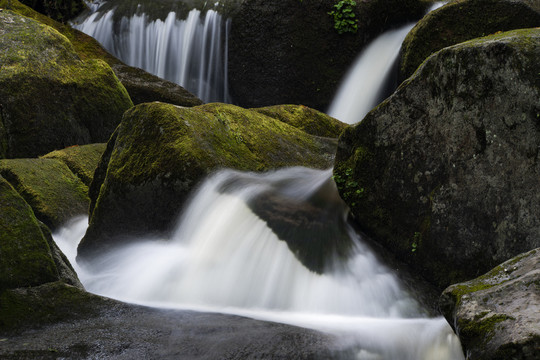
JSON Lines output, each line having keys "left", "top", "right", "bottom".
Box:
{"left": 333, "top": 28, "right": 540, "bottom": 289}
{"left": 0, "top": 176, "right": 81, "bottom": 296}
{"left": 0, "top": 10, "right": 133, "bottom": 158}
{"left": 228, "top": 0, "right": 433, "bottom": 111}
{"left": 399, "top": 0, "right": 540, "bottom": 80}
{"left": 79, "top": 102, "right": 343, "bottom": 258}
{"left": 440, "top": 248, "right": 540, "bottom": 360}
{"left": 41, "top": 143, "right": 107, "bottom": 187}
{"left": 0, "top": 158, "right": 89, "bottom": 230}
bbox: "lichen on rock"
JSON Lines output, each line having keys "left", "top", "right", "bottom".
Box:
{"left": 440, "top": 248, "right": 540, "bottom": 360}
{"left": 334, "top": 28, "right": 540, "bottom": 289}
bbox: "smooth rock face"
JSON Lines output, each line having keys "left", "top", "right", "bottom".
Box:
{"left": 0, "top": 158, "right": 89, "bottom": 230}
{"left": 0, "top": 10, "right": 133, "bottom": 158}
{"left": 399, "top": 0, "right": 540, "bottom": 80}
{"left": 79, "top": 102, "right": 342, "bottom": 258}
{"left": 334, "top": 29, "right": 540, "bottom": 289}
{"left": 111, "top": 64, "right": 203, "bottom": 107}
{"left": 229, "top": 0, "right": 430, "bottom": 111}
{"left": 440, "top": 248, "right": 540, "bottom": 360}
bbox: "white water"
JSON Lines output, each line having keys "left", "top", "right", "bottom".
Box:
{"left": 327, "top": 23, "right": 415, "bottom": 124}
{"left": 72, "top": 7, "right": 230, "bottom": 103}
{"left": 328, "top": 2, "right": 447, "bottom": 124}
{"left": 54, "top": 167, "right": 464, "bottom": 359}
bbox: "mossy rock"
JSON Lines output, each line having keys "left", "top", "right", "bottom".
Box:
{"left": 79, "top": 102, "right": 339, "bottom": 258}
{"left": 334, "top": 28, "right": 540, "bottom": 289}
{"left": 440, "top": 248, "right": 540, "bottom": 359}
{"left": 0, "top": 10, "right": 133, "bottom": 158}
{"left": 229, "top": 0, "right": 432, "bottom": 111}
{"left": 0, "top": 176, "right": 58, "bottom": 293}
{"left": 18, "top": 0, "right": 87, "bottom": 23}
{"left": 41, "top": 143, "right": 107, "bottom": 186}
{"left": 399, "top": 0, "right": 540, "bottom": 80}
{"left": 252, "top": 104, "right": 347, "bottom": 138}
{"left": 0, "top": 158, "right": 89, "bottom": 230}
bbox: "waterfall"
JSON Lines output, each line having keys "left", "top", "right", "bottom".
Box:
{"left": 54, "top": 167, "right": 464, "bottom": 359}
{"left": 328, "top": 2, "right": 447, "bottom": 124}
{"left": 72, "top": 6, "right": 231, "bottom": 103}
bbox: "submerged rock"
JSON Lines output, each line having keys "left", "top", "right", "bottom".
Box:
{"left": 41, "top": 143, "right": 107, "bottom": 187}
{"left": 334, "top": 28, "right": 540, "bottom": 289}
{"left": 440, "top": 248, "right": 540, "bottom": 360}
{"left": 399, "top": 0, "right": 540, "bottom": 80}
{"left": 229, "top": 0, "right": 432, "bottom": 111}
{"left": 0, "top": 10, "right": 133, "bottom": 158}
{"left": 0, "top": 158, "right": 89, "bottom": 230}
{"left": 79, "top": 102, "right": 342, "bottom": 258}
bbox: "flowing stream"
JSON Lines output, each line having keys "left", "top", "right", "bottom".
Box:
{"left": 72, "top": 3, "right": 231, "bottom": 103}
{"left": 57, "top": 1, "right": 466, "bottom": 358}
{"left": 55, "top": 167, "right": 464, "bottom": 359}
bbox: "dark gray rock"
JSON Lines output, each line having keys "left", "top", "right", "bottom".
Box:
{"left": 440, "top": 248, "right": 540, "bottom": 360}
{"left": 228, "top": 0, "right": 432, "bottom": 111}
{"left": 399, "top": 0, "right": 540, "bottom": 81}
{"left": 334, "top": 28, "right": 540, "bottom": 289}
{"left": 112, "top": 64, "right": 203, "bottom": 107}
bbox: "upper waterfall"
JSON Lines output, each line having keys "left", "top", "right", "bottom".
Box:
{"left": 72, "top": 4, "right": 231, "bottom": 103}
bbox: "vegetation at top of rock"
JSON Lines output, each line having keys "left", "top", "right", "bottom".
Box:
{"left": 79, "top": 102, "right": 339, "bottom": 258}
{"left": 251, "top": 104, "right": 347, "bottom": 138}
{"left": 41, "top": 143, "right": 107, "bottom": 187}
{"left": 0, "top": 10, "right": 133, "bottom": 158}
{"left": 399, "top": 0, "right": 540, "bottom": 80}
{"left": 334, "top": 28, "right": 540, "bottom": 289}
{"left": 0, "top": 158, "right": 89, "bottom": 230}
{"left": 439, "top": 248, "right": 540, "bottom": 359}
{"left": 328, "top": 0, "right": 358, "bottom": 34}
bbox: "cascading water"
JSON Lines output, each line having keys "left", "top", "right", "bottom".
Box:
{"left": 55, "top": 167, "right": 464, "bottom": 359}
{"left": 328, "top": 2, "right": 447, "bottom": 124}
{"left": 72, "top": 3, "right": 230, "bottom": 103}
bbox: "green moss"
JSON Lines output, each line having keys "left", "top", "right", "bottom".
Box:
{"left": 0, "top": 158, "right": 89, "bottom": 229}
{"left": 458, "top": 313, "right": 514, "bottom": 345}
{"left": 41, "top": 144, "right": 107, "bottom": 186}
{"left": 251, "top": 104, "right": 348, "bottom": 138}
{"left": 399, "top": 0, "right": 540, "bottom": 79}
{"left": 0, "top": 10, "right": 133, "bottom": 157}
{"left": 0, "top": 176, "right": 58, "bottom": 294}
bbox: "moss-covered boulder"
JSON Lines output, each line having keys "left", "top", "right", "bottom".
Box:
{"left": 41, "top": 143, "right": 106, "bottom": 186}
{"left": 252, "top": 105, "right": 347, "bottom": 138}
{"left": 111, "top": 64, "right": 203, "bottom": 107}
{"left": 399, "top": 0, "right": 540, "bottom": 80}
{"left": 79, "top": 102, "right": 342, "bottom": 258}
{"left": 440, "top": 248, "right": 540, "bottom": 360}
{"left": 18, "top": 0, "right": 87, "bottom": 23}
{"left": 0, "top": 10, "right": 133, "bottom": 158}
{"left": 0, "top": 176, "right": 81, "bottom": 296}
{"left": 229, "top": 0, "right": 433, "bottom": 111}
{"left": 0, "top": 158, "right": 89, "bottom": 230}
{"left": 334, "top": 29, "right": 540, "bottom": 289}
